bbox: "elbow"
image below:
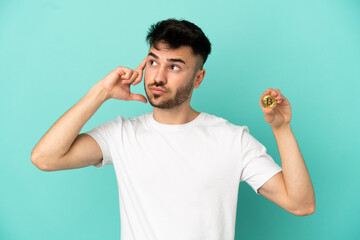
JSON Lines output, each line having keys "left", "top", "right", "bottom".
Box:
{"left": 286, "top": 191, "right": 316, "bottom": 216}
{"left": 31, "top": 154, "right": 54, "bottom": 172}
{"left": 291, "top": 203, "right": 316, "bottom": 216}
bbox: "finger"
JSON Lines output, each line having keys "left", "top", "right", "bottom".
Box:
{"left": 263, "top": 88, "right": 273, "bottom": 95}
{"left": 275, "top": 89, "right": 281, "bottom": 96}
{"left": 270, "top": 89, "right": 278, "bottom": 96}
{"left": 261, "top": 88, "right": 276, "bottom": 100}
{"left": 269, "top": 88, "right": 282, "bottom": 104}
{"left": 132, "top": 57, "right": 147, "bottom": 85}
{"left": 260, "top": 88, "right": 273, "bottom": 103}
{"left": 274, "top": 89, "right": 284, "bottom": 102}
{"left": 126, "top": 71, "right": 139, "bottom": 84}
{"left": 129, "top": 93, "right": 148, "bottom": 104}
{"left": 120, "top": 68, "right": 133, "bottom": 80}
{"left": 132, "top": 70, "right": 144, "bottom": 86}
{"left": 122, "top": 71, "right": 139, "bottom": 84}
{"left": 112, "top": 66, "right": 127, "bottom": 78}
{"left": 136, "top": 57, "right": 147, "bottom": 71}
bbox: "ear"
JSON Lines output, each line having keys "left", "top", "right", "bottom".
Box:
{"left": 193, "top": 69, "right": 206, "bottom": 88}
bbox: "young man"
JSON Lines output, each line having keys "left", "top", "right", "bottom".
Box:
{"left": 31, "top": 19, "right": 315, "bottom": 239}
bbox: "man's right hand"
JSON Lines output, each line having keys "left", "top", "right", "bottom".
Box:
{"left": 97, "top": 57, "right": 148, "bottom": 103}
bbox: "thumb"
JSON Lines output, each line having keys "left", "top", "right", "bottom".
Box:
{"left": 262, "top": 107, "right": 274, "bottom": 115}
{"left": 129, "top": 93, "right": 148, "bottom": 104}
{"left": 263, "top": 108, "right": 275, "bottom": 123}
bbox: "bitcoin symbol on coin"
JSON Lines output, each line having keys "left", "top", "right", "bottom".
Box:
{"left": 261, "top": 95, "right": 277, "bottom": 109}
{"left": 266, "top": 98, "right": 273, "bottom": 105}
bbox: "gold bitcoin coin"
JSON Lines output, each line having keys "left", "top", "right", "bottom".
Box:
{"left": 261, "top": 94, "right": 277, "bottom": 109}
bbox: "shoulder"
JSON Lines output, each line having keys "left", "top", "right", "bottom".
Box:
{"left": 96, "top": 113, "right": 148, "bottom": 127}
{"left": 200, "top": 112, "right": 247, "bottom": 129}
{"left": 119, "top": 112, "right": 152, "bottom": 128}
{"left": 200, "top": 112, "right": 249, "bottom": 135}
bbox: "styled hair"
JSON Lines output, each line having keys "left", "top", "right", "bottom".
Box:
{"left": 146, "top": 19, "right": 211, "bottom": 68}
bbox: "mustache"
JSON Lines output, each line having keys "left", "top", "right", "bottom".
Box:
{"left": 147, "top": 82, "right": 169, "bottom": 92}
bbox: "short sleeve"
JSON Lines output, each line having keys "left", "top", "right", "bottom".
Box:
{"left": 83, "top": 118, "right": 120, "bottom": 168}
{"left": 239, "top": 126, "right": 282, "bottom": 194}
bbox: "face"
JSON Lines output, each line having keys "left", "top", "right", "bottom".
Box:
{"left": 144, "top": 42, "right": 204, "bottom": 109}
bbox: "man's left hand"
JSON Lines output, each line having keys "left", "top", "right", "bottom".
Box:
{"left": 259, "top": 88, "right": 292, "bottom": 128}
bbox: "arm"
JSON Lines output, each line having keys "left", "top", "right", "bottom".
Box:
{"left": 31, "top": 58, "right": 147, "bottom": 171}
{"left": 257, "top": 88, "right": 315, "bottom": 216}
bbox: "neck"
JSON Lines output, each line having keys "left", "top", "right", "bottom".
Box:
{"left": 152, "top": 103, "right": 200, "bottom": 125}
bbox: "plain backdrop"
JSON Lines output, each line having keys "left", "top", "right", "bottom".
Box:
{"left": 1, "top": 0, "right": 359, "bottom": 239}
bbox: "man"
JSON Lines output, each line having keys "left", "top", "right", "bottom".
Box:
{"left": 31, "top": 19, "right": 315, "bottom": 240}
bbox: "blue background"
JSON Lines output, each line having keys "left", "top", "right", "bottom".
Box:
{"left": 1, "top": 0, "right": 359, "bottom": 239}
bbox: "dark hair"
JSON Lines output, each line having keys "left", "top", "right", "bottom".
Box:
{"left": 146, "top": 19, "right": 211, "bottom": 68}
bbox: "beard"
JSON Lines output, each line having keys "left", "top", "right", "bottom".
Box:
{"left": 145, "top": 77, "right": 195, "bottom": 109}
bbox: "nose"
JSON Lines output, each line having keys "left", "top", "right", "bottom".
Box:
{"left": 154, "top": 66, "right": 167, "bottom": 86}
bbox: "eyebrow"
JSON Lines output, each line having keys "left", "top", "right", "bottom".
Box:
{"left": 148, "top": 52, "right": 186, "bottom": 65}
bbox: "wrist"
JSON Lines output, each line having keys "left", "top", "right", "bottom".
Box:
{"left": 87, "top": 84, "right": 110, "bottom": 103}
{"left": 271, "top": 123, "right": 291, "bottom": 134}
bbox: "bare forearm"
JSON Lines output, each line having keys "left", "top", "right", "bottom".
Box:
{"left": 272, "top": 124, "right": 315, "bottom": 207}
{"left": 31, "top": 84, "right": 109, "bottom": 161}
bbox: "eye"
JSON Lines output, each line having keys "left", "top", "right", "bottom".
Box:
{"left": 149, "top": 60, "right": 157, "bottom": 66}
{"left": 171, "top": 65, "right": 180, "bottom": 71}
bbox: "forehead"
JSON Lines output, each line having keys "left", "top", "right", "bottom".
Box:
{"left": 148, "top": 42, "right": 198, "bottom": 64}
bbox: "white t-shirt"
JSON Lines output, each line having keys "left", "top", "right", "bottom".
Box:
{"left": 84, "top": 112, "right": 282, "bottom": 240}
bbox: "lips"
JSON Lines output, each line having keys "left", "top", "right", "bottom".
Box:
{"left": 150, "top": 87, "right": 167, "bottom": 95}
